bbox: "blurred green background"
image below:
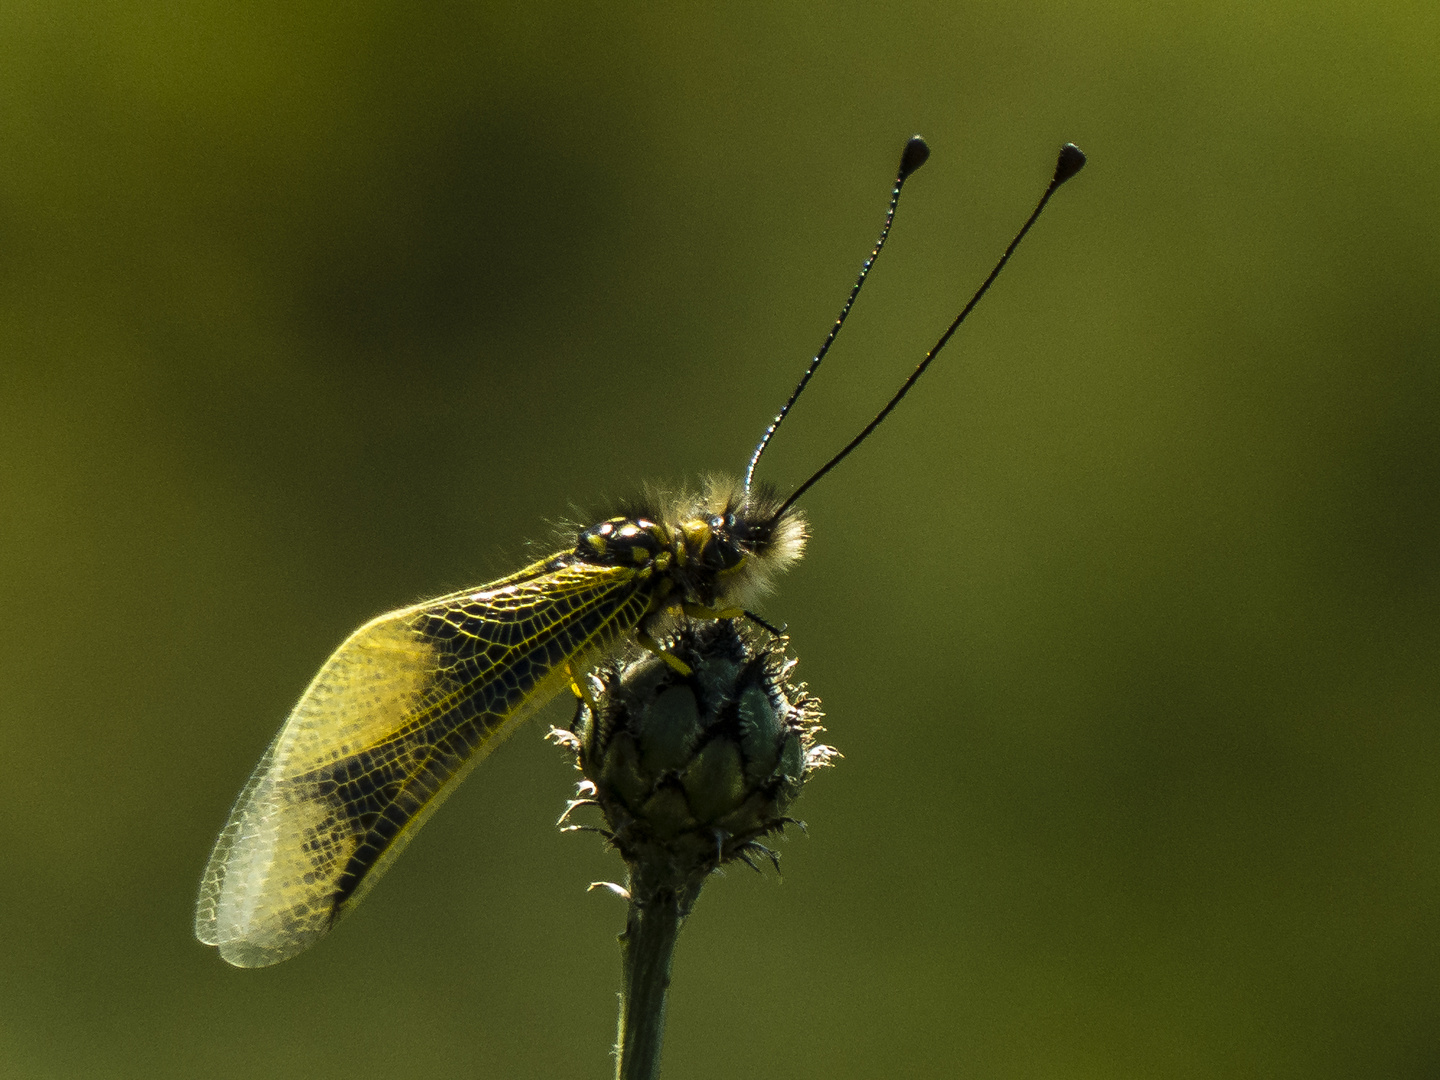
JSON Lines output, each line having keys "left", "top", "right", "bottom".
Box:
{"left": 2, "top": 1, "right": 1437, "bottom": 1077}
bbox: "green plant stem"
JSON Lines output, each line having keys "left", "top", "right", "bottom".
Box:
{"left": 615, "top": 888, "right": 683, "bottom": 1080}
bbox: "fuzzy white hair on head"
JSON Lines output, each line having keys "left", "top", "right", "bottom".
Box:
{"left": 690, "top": 475, "right": 808, "bottom": 609}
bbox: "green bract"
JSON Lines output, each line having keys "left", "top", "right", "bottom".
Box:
{"left": 556, "top": 619, "right": 836, "bottom": 903}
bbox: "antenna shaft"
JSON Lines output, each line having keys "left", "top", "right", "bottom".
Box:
{"left": 774, "top": 143, "right": 1086, "bottom": 519}
{"left": 744, "top": 136, "right": 931, "bottom": 495}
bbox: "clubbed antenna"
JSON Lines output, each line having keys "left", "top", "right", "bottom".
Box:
{"left": 743, "top": 136, "right": 932, "bottom": 496}
{"left": 773, "top": 142, "right": 1087, "bottom": 519}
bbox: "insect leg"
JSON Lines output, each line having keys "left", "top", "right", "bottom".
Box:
{"left": 636, "top": 631, "right": 694, "bottom": 677}
{"left": 740, "top": 610, "right": 785, "bottom": 637}
{"left": 680, "top": 601, "right": 745, "bottom": 622}
{"left": 567, "top": 661, "right": 601, "bottom": 712}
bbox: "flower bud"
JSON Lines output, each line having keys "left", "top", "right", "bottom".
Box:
{"left": 553, "top": 619, "right": 835, "bottom": 901}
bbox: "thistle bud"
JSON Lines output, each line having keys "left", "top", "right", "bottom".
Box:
{"left": 552, "top": 618, "right": 836, "bottom": 907}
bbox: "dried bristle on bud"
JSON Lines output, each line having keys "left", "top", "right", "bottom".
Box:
{"left": 557, "top": 619, "right": 835, "bottom": 906}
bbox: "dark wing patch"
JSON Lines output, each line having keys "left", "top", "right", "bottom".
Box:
{"left": 195, "top": 555, "right": 656, "bottom": 967}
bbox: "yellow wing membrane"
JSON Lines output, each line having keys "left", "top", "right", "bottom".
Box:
{"left": 195, "top": 555, "right": 653, "bottom": 967}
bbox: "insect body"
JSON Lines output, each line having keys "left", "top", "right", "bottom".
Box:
{"left": 195, "top": 483, "right": 804, "bottom": 967}
{"left": 196, "top": 137, "right": 1085, "bottom": 967}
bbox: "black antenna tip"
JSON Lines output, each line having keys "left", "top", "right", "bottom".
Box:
{"left": 899, "top": 136, "right": 931, "bottom": 180}
{"left": 1053, "top": 143, "right": 1087, "bottom": 185}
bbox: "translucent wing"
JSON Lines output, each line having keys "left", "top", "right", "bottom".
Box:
{"left": 195, "top": 554, "right": 655, "bottom": 967}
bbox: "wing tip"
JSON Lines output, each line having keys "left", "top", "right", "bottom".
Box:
{"left": 194, "top": 915, "right": 331, "bottom": 967}
{"left": 215, "top": 937, "right": 316, "bottom": 968}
